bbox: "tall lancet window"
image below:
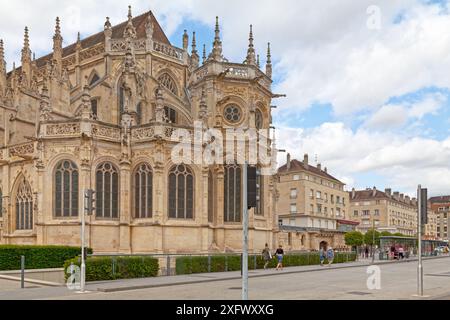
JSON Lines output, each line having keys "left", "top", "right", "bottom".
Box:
{"left": 134, "top": 163, "right": 153, "bottom": 219}
{"left": 255, "top": 167, "right": 264, "bottom": 216}
{"left": 54, "top": 160, "right": 79, "bottom": 217}
{"left": 168, "top": 165, "right": 194, "bottom": 219}
{"left": 136, "top": 102, "right": 142, "bottom": 125}
{"left": 208, "top": 170, "right": 214, "bottom": 223}
{"left": 224, "top": 163, "right": 242, "bottom": 223}
{"left": 0, "top": 187, "right": 3, "bottom": 218}
{"left": 119, "top": 85, "right": 125, "bottom": 116}
{"left": 15, "top": 177, "right": 33, "bottom": 230}
{"left": 96, "top": 162, "right": 119, "bottom": 219}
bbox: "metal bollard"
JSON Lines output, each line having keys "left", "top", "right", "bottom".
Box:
{"left": 167, "top": 256, "right": 171, "bottom": 276}
{"left": 20, "top": 255, "right": 25, "bottom": 289}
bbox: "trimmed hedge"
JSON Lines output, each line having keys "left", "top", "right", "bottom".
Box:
{"left": 0, "top": 245, "right": 92, "bottom": 271}
{"left": 64, "top": 256, "right": 159, "bottom": 282}
{"left": 176, "top": 252, "right": 357, "bottom": 275}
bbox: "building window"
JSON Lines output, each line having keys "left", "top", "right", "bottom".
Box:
{"left": 133, "top": 163, "right": 152, "bottom": 219}
{"left": 164, "top": 106, "right": 177, "bottom": 124}
{"left": 136, "top": 102, "right": 142, "bottom": 125}
{"left": 158, "top": 73, "right": 178, "bottom": 95}
{"left": 15, "top": 177, "right": 33, "bottom": 230}
{"left": 293, "top": 175, "right": 300, "bottom": 181}
{"left": 290, "top": 188, "right": 298, "bottom": 199}
{"left": 317, "top": 204, "right": 322, "bottom": 214}
{"left": 363, "top": 210, "right": 370, "bottom": 216}
{"left": 255, "top": 168, "right": 263, "bottom": 216}
{"left": 316, "top": 191, "right": 321, "bottom": 199}
{"left": 91, "top": 99, "right": 98, "bottom": 119}
{"left": 255, "top": 109, "right": 263, "bottom": 129}
{"left": 310, "top": 204, "right": 314, "bottom": 213}
{"left": 224, "top": 105, "right": 242, "bottom": 124}
{"left": 89, "top": 73, "right": 100, "bottom": 86}
{"left": 290, "top": 204, "right": 297, "bottom": 214}
{"left": 330, "top": 195, "right": 334, "bottom": 203}
{"left": 336, "top": 207, "right": 341, "bottom": 216}
{"left": 375, "top": 209, "right": 380, "bottom": 216}
{"left": 310, "top": 189, "right": 314, "bottom": 198}
{"left": 354, "top": 210, "right": 358, "bottom": 217}
{"left": 168, "top": 165, "right": 194, "bottom": 219}
{"left": 54, "top": 160, "right": 79, "bottom": 218}
{"left": 119, "top": 85, "right": 125, "bottom": 115}
{"left": 224, "top": 164, "right": 242, "bottom": 222}
{"left": 208, "top": 170, "right": 214, "bottom": 223}
{"left": 96, "top": 162, "right": 119, "bottom": 219}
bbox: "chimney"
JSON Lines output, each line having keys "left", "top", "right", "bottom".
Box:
{"left": 317, "top": 163, "right": 321, "bottom": 171}
{"left": 405, "top": 195, "right": 410, "bottom": 203}
{"left": 400, "top": 193, "right": 404, "bottom": 201}
{"left": 393, "top": 191, "right": 400, "bottom": 200}
{"left": 324, "top": 167, "right": 327, "bottom": 173}
{"left": 385, "top": 188, "right": 392, "bottom": 197}
{"left": 304, "top": 154, "right": 309, "bottom": 167}
{"left": 352, "top": 188, "right": 356, "bottom": 199}
{"left": 372, "top": 186, "right": 377, "bottom": 197}
{"left": 286, "top": 153, "right": 291, "bottom": 170}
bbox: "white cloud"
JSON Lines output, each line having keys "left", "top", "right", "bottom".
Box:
{"left": 364, "top": 104, "right": 408, "bottom": 129}
{"left": 276, "top": 122, "right": 450, "bottom": 196}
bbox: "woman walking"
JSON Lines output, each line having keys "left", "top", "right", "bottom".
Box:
{"left": 327, "top": 247, "right": 335, "bottom": 266}
{"left": 275, "top": 245, "right": 284, "bottom": 271}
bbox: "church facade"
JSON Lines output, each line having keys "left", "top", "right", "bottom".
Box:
{"left": 0, "top": 7, "right": 277, "bottom": 254}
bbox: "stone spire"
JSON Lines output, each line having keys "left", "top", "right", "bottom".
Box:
{"left": 53, "top": 17, "right": 63, "bottom": 59}
{"left": 183, "top": 29, "right": 189, "bottom": 51}
{"left": 76, "top": 32, "right": 82, "bottom": 50}
{"left": 0, "top": 39, "right": 6, "bottom": 94}
{"left": 104, "top": 17, "right": 112, "bottom": 52}
{"left": 123, "top": 5, "right": 137, "bottom": 39}
{"left": 257, "top": 54, "right": 260, "bottom": 68}
{"left": 22, "top": 27, "right": 32, "bottom": 64}
{"left": 190, "top": 32, "right": 199, "bottom": 69}
{"left": 266, "top": 42, "right": 272, "bottom": 79}
{"left": 210, "top": 16, "right": 223, "bottom": 61}
{"left": 202, "top": 44, "right": 207, "bottom": 64}
{"left": 245, "top": 25, "right": 256, "bottom": 66}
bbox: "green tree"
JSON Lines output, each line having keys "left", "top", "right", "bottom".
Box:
{"left": 364, "top": 229, "right": 381, "bottom": 246}
{"left": 393, "top": 232, "right": 404, "bottom": 237}
{"left": 380, "top": 231, "right": 392, "bottom": 237}
{"left": 344, "top": 231, "right": 364, "bottom": 247}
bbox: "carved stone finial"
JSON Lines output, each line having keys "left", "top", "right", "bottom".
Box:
{"left": 202, "top": 44, "right": 206, "bottom": 64}
{"left": 199, "top": 86, "right": 208, "bottom": 121}
{"left": 210, "top": 16, "right": 223, "bottom": 62}
{"left": 245, "top": 25, "right": 256, "bottom": 66}
{"left": 123, "top": 6, "right": 137, "bottom": 39}
{"left": 145, "top": 13, "right": 153, "bottom": 39}
{"left": 190, "top": 32, "right": 199, "bottom": 69}
{"left": 183, "top": 29, "right": 189, "bottom": 51}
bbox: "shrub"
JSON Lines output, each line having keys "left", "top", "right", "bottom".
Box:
{"left": 64, "top": 256, "right": 159, "bottom": 282}
{"left": 176, "top": 252, "right": 357, "bottom": 275}
{"left": 0, "top": 245, "right": 92, "bottom": 271}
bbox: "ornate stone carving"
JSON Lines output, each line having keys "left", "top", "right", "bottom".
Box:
{"left": 9, "top": 142, "right": 35, "bottom": 157}
{"left": 92, "top": 124, "right": 120, "bottom": 140}
{"left": 132, "top": 127, "right": 155, "bottom": 140}
{"left": 153, "top": 41, "right": 183, "bottom": 61}
{"left": 46, "top": 123, "right": 80, "bottom": 136}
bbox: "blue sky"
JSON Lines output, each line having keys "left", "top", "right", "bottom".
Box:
{"left": 1, "top": 0, "right": 450, "bottom": 197}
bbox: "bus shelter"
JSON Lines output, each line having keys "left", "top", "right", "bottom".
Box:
{"left": 379, "top": 236, "right": 447, "bottom": 260}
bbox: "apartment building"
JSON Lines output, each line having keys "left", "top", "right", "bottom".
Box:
{"left": 429, "top": 196, "right": 450, "bottom": 241}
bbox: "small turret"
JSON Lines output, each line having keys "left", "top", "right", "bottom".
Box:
{"left": 245, "top": 25, "right": 256, "bottom": 66}
{"left": 210, "top": 17, "right": 223, "bottom": 61}
{"left": 0, "top": 39, "right": 6, "bottom": 94}
{"left": 53, "top": 17, "right": 63, "bottom": 71}
{"left": 266, "top": 42, "right": 272, "bottom": 79}
{"left": 183, "top": 30, "right": 189, "bottom": 51}
{"left": 190, "top": 32, "right": 199, "bottom": 69}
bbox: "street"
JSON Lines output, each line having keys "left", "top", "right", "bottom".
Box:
{"left": 0, "top": 257, "right": 449, "bottom": 300}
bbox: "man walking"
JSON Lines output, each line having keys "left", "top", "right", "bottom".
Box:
{"left": 262, "top": 243, "right": 272, "bottom": 270}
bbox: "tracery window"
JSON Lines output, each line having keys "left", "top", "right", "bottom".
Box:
{"left": 54, "top": 160, "right": 79, "bottom": 217}
{"left": 119, "top": 85, "right": 125, "bottom": 115}
{"left": 136, "top": 102, "right": 142, "bottom": 125}
{"left": 224, "top": 164, "right": 242, "bottom": 223}
{"left": 168, "top": 165, "right": 194, "bottom": 219}
{"left": 255, "top": 168, "right": 264, "bottom": 216}
{"left": 224, "top": 105, "right": 242, "bottom": 124}
{"left": 255, "top": 109, "right": 263, "bottom": 129}
{"left": 208, "top": 170, "right": 214, "bottom": 223}
{"left": 96, "top": 162, "right": 119, "bottom": 219}
{"left": 91, "top": 99, "right": 98, "bottom": 119}
{"left": 15, "top": 177, "right": 33, "bottom": 230}
{"left": 134, "top": 163, "right": 153, "bottom": 219}
{"left": 158, "top": 73, "right": 178, "bottom": 96}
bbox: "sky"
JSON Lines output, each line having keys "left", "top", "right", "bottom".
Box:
{"left": 1, "top": 0, "right": 450, "bottom": 197}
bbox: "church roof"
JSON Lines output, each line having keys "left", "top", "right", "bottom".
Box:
{"left": 32, "top": 11, "right": 171, "bottom": 69}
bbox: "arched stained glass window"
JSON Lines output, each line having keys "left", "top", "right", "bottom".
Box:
{"left": 158, "top": 73, "right": 178, "bottom": 96}
{"left": 0, "top": 187, "right": 3, "bottom": 218}
{"left": 96, "top": 162, "right": 119, "bottom": 219}
{"left": 136, "top": 102, "right": 143, "bottom": 125}
{"left": 255, "top": 109, "right": 263, "bottom": 129}
{"left": 54, "top": 160, "right": 79, "bottom": 217}
{"left": 168, "top": 165, "right": 194, "bottom": 219}
{"left": 134, "top": 163, "right": 153, "bottom": 218}
{"left": 224, "top": 164, "right": 242, "bottom": 223}
{"left": 208, "top": 170, "right": 214, "bottom": 223}
{"left": 15, "top": 177, "right": 33, "bottom": 230}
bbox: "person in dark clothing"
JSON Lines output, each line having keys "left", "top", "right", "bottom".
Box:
{"left": 275, "top": 245, "right": 284, "bottom": 271}
{"left": 262, "top": 243, "right": 272, "bottom": 270}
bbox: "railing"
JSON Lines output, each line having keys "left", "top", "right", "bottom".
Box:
{"left": 153, "top": 41, "right": 184, "bottom": 61}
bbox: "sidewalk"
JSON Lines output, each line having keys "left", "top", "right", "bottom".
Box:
{"left": 0, "top": 255, "right": 448, "bottom": 300}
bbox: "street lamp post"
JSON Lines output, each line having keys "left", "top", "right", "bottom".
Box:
{"left": 242, "top": 162, "right": 248, "bottom": 301}
{"left": 372, "top": 216, "right": 375, "bottom": 264}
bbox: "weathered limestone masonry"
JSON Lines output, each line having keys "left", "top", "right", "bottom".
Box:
{"left": 0, "top": 8, "right": 277, "bottom": 254}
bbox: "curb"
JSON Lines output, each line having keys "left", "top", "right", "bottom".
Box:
{"left": 94, "top": 255, "right": 450, "bottom": 293}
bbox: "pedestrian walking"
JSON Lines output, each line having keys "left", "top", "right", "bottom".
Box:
{"left": 365, "top": 246, "right": 369, "bottom": 259}
{"left": 275, "top": 245, "right": 284, "bottom": 271}
{"left": 327, "top": 247, "right": 335, "bottom": 266}
{"left": 262, "top": 243, "right": 272, "bottom": 270}
{"left": 319, "top": 247, "right": 326, "bottom": 266}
